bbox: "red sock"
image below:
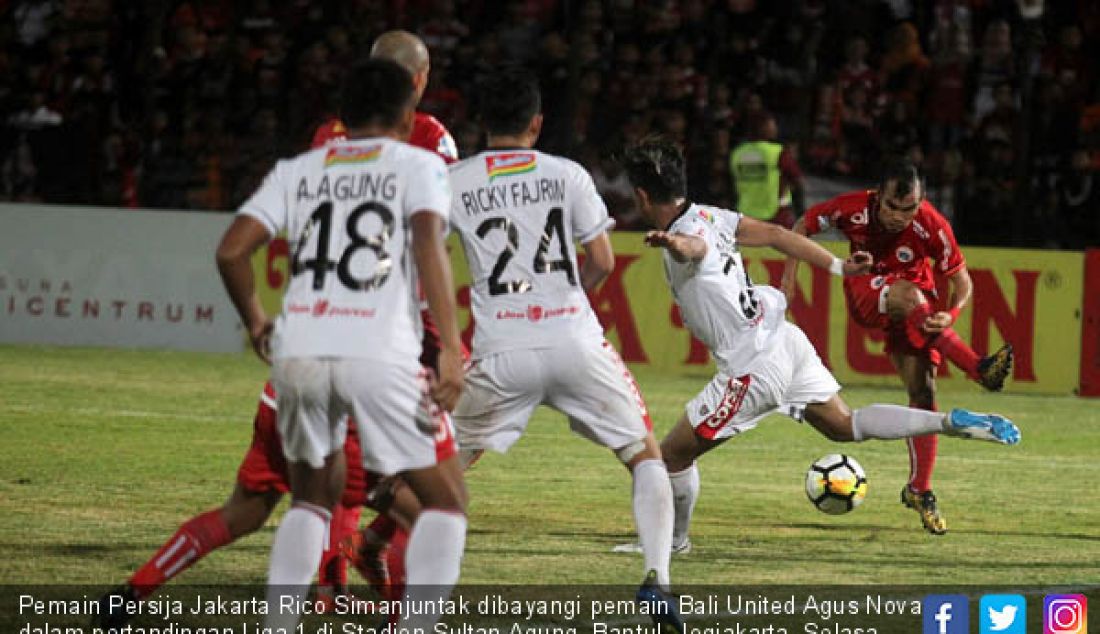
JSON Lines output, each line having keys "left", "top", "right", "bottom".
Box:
{"left": 384, "top": 527, "right": 409, "bottom": 602}
{"left": 364, "top": 513, "right": 398, "bottom": 541}
{"left": 906, "top": 401, "right": 939, "bottom": 493}
{"left": 129, "top": 509, "right": 232, "bottom": 599}
{"left": 929, "top": 329, "right": 981, "bottom": 379}
{"left": 318, "top": 504, "right": 361, "bottom": 589}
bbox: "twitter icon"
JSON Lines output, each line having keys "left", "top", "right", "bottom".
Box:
{"left": 981, "top": 595, "right": 1027, "bottom": 634}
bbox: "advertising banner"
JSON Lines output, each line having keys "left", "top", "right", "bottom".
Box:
{"left": 0, "top": 205, "right": 241, "bottom": 352}
{"left": 252, "top": 233, "right": 1084, "bottom": 395}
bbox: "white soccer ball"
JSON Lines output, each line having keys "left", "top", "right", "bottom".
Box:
{"left": 805, "top": 454, "right": 868, "bottom": 515}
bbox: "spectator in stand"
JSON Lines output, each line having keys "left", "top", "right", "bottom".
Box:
{"left": 839, "top": 82, "right": 877, "bottom": 176}
{"left": 729, "top": 113, "right": 804, "bottom": 228}
{"left": 1052, "top": 148, "right": 1100, "bottom": 249}
{"left": 879, "top": 100, "right": 921, "bottom": 158}
{"left": 836, "top": 34, "right": 878, "bottom": 110}
{"left": 972, "top": 20, "right": 1015, "bottom": 121}
{"left": 976, "top": 81, "right": 1020, "bottom": 149}
{"left": 925, "top": 23, "right": 970, "bottom": 153}
{"left": 880, "top": 22, "right": 929, "bottom": 111}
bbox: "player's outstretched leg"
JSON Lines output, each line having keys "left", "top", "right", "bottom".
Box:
{"left": 92, "top": 485, "right": 280, "bottom": 631}
{"left": 888, "top": 280, "right": 1014, "bottom": 391}
{"left": 803, "top": 398, "right": 1021, "bottom": 445}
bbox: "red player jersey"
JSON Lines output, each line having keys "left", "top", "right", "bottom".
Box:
{"left": 803, "top": 190, "right": 965, "bottom": 292}
{"left": 410, "top": 112, "right": 458, "bottom": 163}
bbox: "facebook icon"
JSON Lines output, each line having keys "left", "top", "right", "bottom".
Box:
{"left": 924, "top": 595, "right": 970, "bottom": 634}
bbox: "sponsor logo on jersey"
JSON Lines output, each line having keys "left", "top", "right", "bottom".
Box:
{"left": 324, "top": 144, "right": 382, "bottom": 167}
{"left": 696, "top": 375, "right": 752, "bottom": 440}
{"left": 494, "top": 304, "right": 581, "bottom": 322}
{"left": 485, "top": 152, "right": 537, "bottom": 181}
{"left": 912, "top": 220, "right": 930, "bottom": 240}
{"left": 698, "top": 209, "right": 716, "bottom": 223}
{"left": 286, "top": 299, "right": 377, "bottom": 319}
{"left": 896, "top": 246, "right": 915, "bottom": 263}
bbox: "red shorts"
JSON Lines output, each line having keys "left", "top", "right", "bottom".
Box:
{"left": 236, "top": 382, "right": 457, "bottom": 507}
{"left": 843, "top": 273, "right": 941, "bottom": 363}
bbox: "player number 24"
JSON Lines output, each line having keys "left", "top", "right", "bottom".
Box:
{"left": 477, "top": 207, "right": 577, "bottom": 296}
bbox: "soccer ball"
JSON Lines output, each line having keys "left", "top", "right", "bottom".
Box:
{"left": 805, "top": 454, "right": 868, "bottom": 514}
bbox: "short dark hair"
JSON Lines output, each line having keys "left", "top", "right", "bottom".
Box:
{"left": 878, "top": 156, "right": 922, "bottom": 199}
{"left": 340, "top": 58, "right": 415, "bottom": 130}
{"left": 619, "top": 137, "right": 687, "bottom": 203}
{"left": 476, "top": 66, "right": 541, "bottom": 136}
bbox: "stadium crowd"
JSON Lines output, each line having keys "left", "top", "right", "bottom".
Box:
{"left": 2, "top": 0, "right": 1098, "bottom": 248}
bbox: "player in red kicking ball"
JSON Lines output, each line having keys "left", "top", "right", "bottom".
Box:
{"left": 781, "top": 157, "right": 1013, "bottom": 535}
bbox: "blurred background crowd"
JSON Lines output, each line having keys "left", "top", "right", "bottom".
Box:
{"left": 2, "top": 0, "right": 1097, "bottom": 248}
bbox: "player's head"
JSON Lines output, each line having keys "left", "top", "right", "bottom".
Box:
{"left": 619, "top": 137, "right": 687, "bottom": 225}
{"left": 876, "top": 156, "right": 924, "bottom": 233}
{"left": 749, "top": 114, "right": 778, "bottom": 141}
{"left": 476, "top": 66, "right": 543, "bottom": 145}
{"left": 340, "top": 58, "right": 416, "bottom": 137}
{"left": 370, "top": 30, "right": 431, "bottom": 103}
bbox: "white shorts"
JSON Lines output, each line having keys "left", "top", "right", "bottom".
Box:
{"left": 687, "top": 322, "right": 841, "bottom": 441}
{"left": 271, "top": 357, "right": 439, "bottom": 475}
{"left": 453, "top": 339, "right": 652, "bottom": 453}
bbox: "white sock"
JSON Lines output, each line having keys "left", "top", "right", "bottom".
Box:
{"left": 264, "top": 503, "right": 330, "bottom": 632}
{"left": 401, "top": 510, "right": 468, "bottom": 630}
{"left": 669, "top": 463, "right": 699, "bottom": 549}
{"left": 632, "top": 459, "right": 674, "bottom": 590}
{"left": 851, "top": 404, "right": 947, "bottom": 441}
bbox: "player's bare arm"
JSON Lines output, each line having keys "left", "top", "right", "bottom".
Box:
{"left": 580, "top": 232, "right": 615, "bottom": 291}
{"left": 737, "top": 215, "right": 872, "bottom": 277}
{"left": 924, "top": 266, "right": 974, "bottom": 334}
{"left": 644, "top": 230, "right": 707, "bottom": 262}
{"left": 216, "top": 215, "right": 274, "bottom": 363}
{"left": 780, "top": 216, "right": 813, "bottom": 301}
{"left": 410, "top": 210, "right": 464, "bottom": 412}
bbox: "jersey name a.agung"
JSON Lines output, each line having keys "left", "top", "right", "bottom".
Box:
{"left": 240, "top": 138, "right": 451, "bottom": 360}
{"left": 448, "top": 150, "right": 611, "bottom": 356}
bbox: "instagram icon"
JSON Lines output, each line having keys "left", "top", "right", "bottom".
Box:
{"left": 1045, "top": 594, "right": 1087, "bottom": 634}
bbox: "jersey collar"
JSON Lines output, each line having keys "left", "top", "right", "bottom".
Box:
{"left": 664, "top": 200, "right": 693, "bottom": 232}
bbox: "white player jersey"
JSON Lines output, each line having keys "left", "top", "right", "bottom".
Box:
{"left": 663, "top": 203, "right": 787, "bottom": 374}
{"left": 448, "top": 149, "right": 612, "bottom": 356}
{"left": 239, "top": 138, "right": 451, "bottom": 360}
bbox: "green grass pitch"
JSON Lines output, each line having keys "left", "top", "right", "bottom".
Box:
{"left": 1, "top": 344, "right": 1098, "bottom": 588}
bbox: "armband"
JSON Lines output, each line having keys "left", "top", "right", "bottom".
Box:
{"left": 829, "top": 257, "right": 845, "bottom": 277}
